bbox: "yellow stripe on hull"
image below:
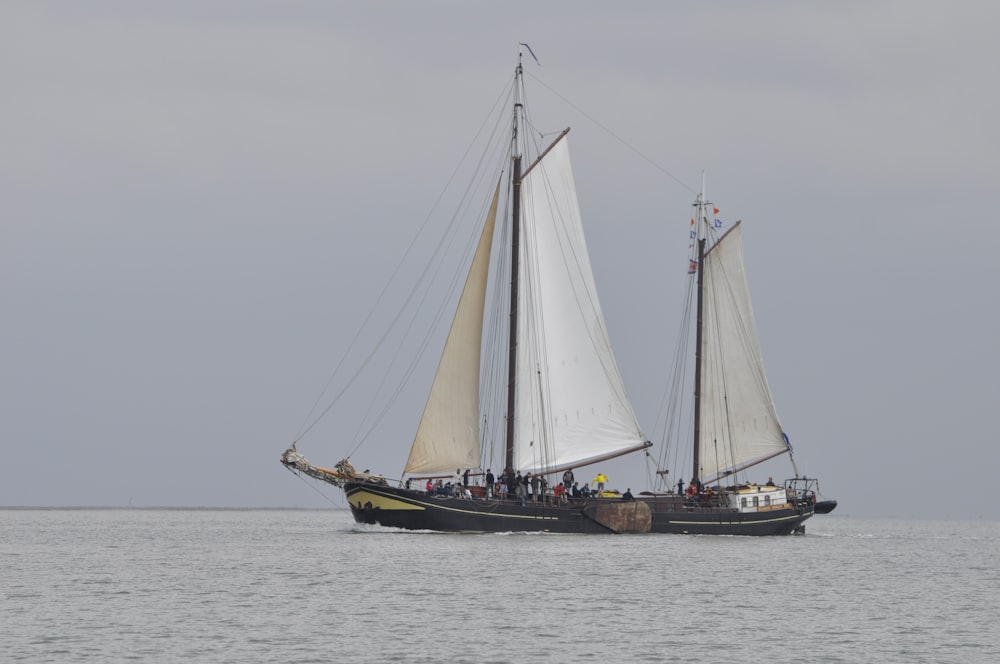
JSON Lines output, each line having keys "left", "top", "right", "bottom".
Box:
{"left": 348, "top": 487, "right": 560, "bottom": 520}
{"left": 660, "top": 512, "right": 803, "bottom": 526}
{"left": 350, "top": 490, "right": 426, "bottom": 511}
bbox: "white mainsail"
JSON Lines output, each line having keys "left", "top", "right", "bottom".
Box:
{"left": 513, "top": 136, "right": 647, "bottom": 474}
{"left": 698, "top": 222, "right": 790, "bottom": 480}
{"left": 404, "top": 181, "right": 501, "bottom": 474}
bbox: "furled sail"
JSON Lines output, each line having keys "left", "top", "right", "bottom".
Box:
{"left": 404, "top": 181, "right": 501, "bottom": 473}
{"left": 698, "top": 222, "right": 790, "bottom": 480}
{"left": 513, "top": 136, "right": 647, "bottom": 474}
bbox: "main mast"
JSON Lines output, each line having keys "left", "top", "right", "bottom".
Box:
{"left": 692, "top": 190, "right": 707, "bottom": 484}
{"left": 504, "top": 56, "right": 524, "bottom": 474}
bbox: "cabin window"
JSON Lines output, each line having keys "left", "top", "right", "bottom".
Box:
{"left": 753, "top": 496, "right": 759, "bottom": 507}
{"left": 765, "top": 495, "right": 772, "bottom": 506}
{"left": 741, "top": 497, "right": 747, "bottom": 507}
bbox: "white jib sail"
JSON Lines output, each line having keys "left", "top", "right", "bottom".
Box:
{"left": 404, "top": 181, "right": 501, "bottom": 474}
{"left": 514, "top": 136, "right": 646, "bottom": 474}
{"left": 698, "top": 222, "right": 790, "bottom": 480}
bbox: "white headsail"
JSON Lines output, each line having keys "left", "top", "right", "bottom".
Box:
{"left": 698, "top": 222, "right": 791, "bottom": 480}
{"left": 513, "top": 136, "right": 647, "bottom": 474}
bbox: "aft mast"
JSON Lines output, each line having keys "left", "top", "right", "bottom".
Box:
{"left": 504, "top": 54, "right": 525, "bottom": 474}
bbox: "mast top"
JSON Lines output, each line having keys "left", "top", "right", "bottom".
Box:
{"left": 512, "top": 49, "right": 528, "bottom": 159}
{"left": 692, "top": 174, "right": 714, "bottom": 244}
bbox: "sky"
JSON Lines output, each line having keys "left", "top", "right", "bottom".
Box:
{"left": 3, "top": 1, "right": 999, "bottom": 519}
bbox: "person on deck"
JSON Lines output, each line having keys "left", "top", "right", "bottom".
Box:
{"left": 485, "top": 469, "right": 495, "bottom": 498}
{"left": 553, "top": 482, "right": 567, "bottom": 504}
{"left": 571, "top": 482, "right": 580, "bottom": 498}
{"left": 581, "top": 483, "right": 591, "bottom": 499}
{"left": 563, "top": 468, "right": 575, "bottom": 490}
{"left": 677, "top": 479, "right": 684, "bottom": 495}
{"left": 463, "top": 469, "right": 470, "bottom": 487}
{"left": 426, "top": 479, "right": 433, "bottom": 493}
{"left": 766, "top": 477, "right": 776, "bottom": 486}
{"left": 595, "top": 473, "right": 608, "bottom": 496}
{"left": 622, "top": 488, "right": 634, "bottom": 501}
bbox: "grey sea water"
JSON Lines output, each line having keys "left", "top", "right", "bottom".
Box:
{"left": 2, "top": 508, "right": 998, "bottom": 663}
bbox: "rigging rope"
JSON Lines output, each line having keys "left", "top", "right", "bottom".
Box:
{"left": 524, "top": 70, "right": 697, "bottom": 196}
{"left": 293, "top": 76, "right": 517, "bottom": 449}
{"left": 284, "top": 466, "right": 343, "bottom": 507}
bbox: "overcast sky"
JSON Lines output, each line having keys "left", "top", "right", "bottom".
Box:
{"left": 3, "top": 1, "right": 998, "bottom": 520}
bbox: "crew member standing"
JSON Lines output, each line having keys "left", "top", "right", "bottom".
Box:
{"left": 485, "top": 469, "right": 495, "bottom": 498}
{"left": 595, "top": 473, "right": 608, "bottom": 496}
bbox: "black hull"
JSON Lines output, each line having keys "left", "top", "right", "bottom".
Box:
{"left": 344, "top": 483, "right": 813, "bottom": 536}
{"left": 814, "top": 500, "right": 838, "bottom": 514}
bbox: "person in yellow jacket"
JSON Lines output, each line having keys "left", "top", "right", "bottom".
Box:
{"left": 594, "top": 473, "right": 608, "bottom": 496}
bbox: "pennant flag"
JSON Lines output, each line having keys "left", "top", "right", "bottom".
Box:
{"left": 713, "top": 207, "right": 719, "bottom": 214}
{"left": 688, "top": 260, "right": 698, "bottom": 274}
{"left": 689, "top": 230, "right": 696, "bottom": 239}
{"left": 714, "top": 218, "right": 723, "bottom": 229}
{"left": 519, "top": 43, "right": 540, "bottom": 65}
{"left": 690, "top": 218, "right": 695, "bottom": 226}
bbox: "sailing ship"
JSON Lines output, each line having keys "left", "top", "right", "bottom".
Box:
{"left": 281, "top": 52, "right": 834, "bottom": 534}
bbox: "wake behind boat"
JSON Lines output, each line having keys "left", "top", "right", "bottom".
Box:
{"left": 280, "top": 50, "right": 834, "bottom": 535}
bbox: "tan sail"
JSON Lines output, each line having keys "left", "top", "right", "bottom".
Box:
{"left": 403, "top": 180, "right": 502, "bottom": 473}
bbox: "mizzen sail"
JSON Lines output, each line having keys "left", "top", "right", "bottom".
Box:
{"left": 698, "top": 222, "right": 790, "bottom": 480}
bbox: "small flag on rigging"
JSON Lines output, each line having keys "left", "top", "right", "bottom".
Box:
{"left": 688, "top": 260, "right": 698, "bottom": 274}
